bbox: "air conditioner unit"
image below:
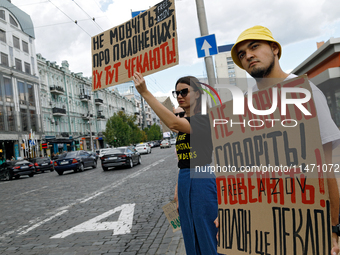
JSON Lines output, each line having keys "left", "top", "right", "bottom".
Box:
{"left": 51, "top": 119, "right": 55, "bottom": 124}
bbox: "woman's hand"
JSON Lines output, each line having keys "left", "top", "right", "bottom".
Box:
{"left": 133, "top": 72, "right": 148, "bottom": 95}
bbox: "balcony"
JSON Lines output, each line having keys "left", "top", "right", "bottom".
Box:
{"left": 52, "top": 107, "right": 66, "bottom": 116}
{"left": 79, "top": 94, "right": 91, "bottom": 102}
{"left": 50, "top": 86, "right": 65, "bottom": 95}
{"left": 97, "top": 114, "right": 106, "bottom": 120}
{"left": 82, "top": 113, "right": 93, "bottom": 119}
{"left": 95, "top": 98, "right": 103, "bottom": 105}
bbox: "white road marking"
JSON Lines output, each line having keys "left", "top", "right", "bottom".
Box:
{"left": 50, "top": 204, "right": 135, "bottom": 238}
{"left": 0, "top": 156, "right": 171, "bottom": 239}
{"left": 18, "top": 210, "right": 68, "bottom": 236}
{"left": 15, "top": 186, "right": 48, "bottom": 197}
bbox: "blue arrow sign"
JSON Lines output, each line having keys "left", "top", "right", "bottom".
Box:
{"left": 195, "top": 34, "right": 218, "bottom": 58}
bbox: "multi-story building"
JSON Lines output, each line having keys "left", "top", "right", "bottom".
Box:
{"left": 215, "top": 44, "right": 248, "bottom": 103}
{"left": 37, "top": 55, "right": 136, "bottom": 155}
{"left": 114, "top": 81, "right": 161, "bottom": 129}
{"left": 0, "top": 0, "right": 41, "bottom": 162}
{"left": 292, "top": 38, "right": 340, "bottom": 128}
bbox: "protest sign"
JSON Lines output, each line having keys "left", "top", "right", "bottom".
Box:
{"left": 91, "top": 0, "right": 178, "bottom": 91}
{"left": 162, "top": 200, "right": 181, "bottom": 232}
{"left": 209, "top": 76, "right": 331, "bottom": 254}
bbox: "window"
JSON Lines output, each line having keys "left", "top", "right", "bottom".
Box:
{"left": 27, "top": 84, "right": 35, "bottom": 106}
{"left": 22, "top": 41, "right": 28, "bottom": 53}
{"left": 15, "top": 58, "right": 22, "bottom": 71}
{"left": 0, "top": 10, "right": 5, "bottom": 21}
{"left": 13, "top": 36, "right": 20, "bottom": 49}
{"left": 17, "top": 82, "right": 26, "bottom": 105}
{"left": 0, "top": 107, "right": 4, "bottom": 131}
{"left": 0, "top": 29, "right": 6, "bottom": 43}
{"left": 9, "top": 15, "right": 18, "bottom": 27}
{"left": 7, "top": 106, "right": 15, "bottom": 131}
{"left": 24, "top": 62, "right": 30, "bottom": 74}
{"left": 21, "top": 110, "right": 28, "bottom": 132}
{"left": 1, "top": 52, "right": 8, "bottom": 66}
{"left": 30, "top": 110, "right": 36, "bottom": 132}
{"left": 4, "top": 77, "right": 13, "bottom": 103}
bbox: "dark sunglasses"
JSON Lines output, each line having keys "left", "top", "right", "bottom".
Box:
{"left": 172, "top": 88, "right": 189, "bottom": 98}
{"left": 174, "top": 111, "right": 185, "bottom": 118}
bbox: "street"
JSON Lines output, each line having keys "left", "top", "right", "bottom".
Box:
{"left": 0, "top": 147, "right": 185, "bottom": 255}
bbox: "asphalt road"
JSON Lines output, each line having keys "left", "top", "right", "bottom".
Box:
{"left": 0, "top": 146, "right": 185, "bottom": 255}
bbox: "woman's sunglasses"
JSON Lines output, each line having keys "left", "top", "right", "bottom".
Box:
{"left": 174, "top": 111, "right": 185, "bottom": 118}
{"left": 172, "top": 88, "right": 189, "bottom": 98}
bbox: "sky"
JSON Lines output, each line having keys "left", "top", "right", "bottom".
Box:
{"left": 11, "top": 0, "right": 340, "bottom": 107}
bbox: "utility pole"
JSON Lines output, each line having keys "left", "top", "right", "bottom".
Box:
{"left": 195, "top": 0, "right": 216, "bottom": 92}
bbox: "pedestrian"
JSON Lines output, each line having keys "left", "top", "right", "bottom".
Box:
{"left": 11, "top": 156, "right": 15, "bottom": 161}
{"left": 217, "top": 25, "right": 340, "bottom": 255}
{"left": 133, "top": 72, "right": 219, "bottom": 255}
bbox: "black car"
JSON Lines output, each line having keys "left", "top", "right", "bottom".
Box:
{"left": 0, "top": 160, "right": 35, "bottom": 180}
{"left": 101, "top": 146, "right": 141, "bottom": 171}
{"left": 54, "top": 151, "right": 97, "bottom": 175}
{"left": 87, "top": 151, "right": 99, "bottom": 163}
{"left": 29, "top": 157, "right": 54, "bottom": 173}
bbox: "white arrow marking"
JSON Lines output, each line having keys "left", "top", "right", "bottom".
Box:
{"left": 50, "top": 203, "right": 135, "bottom": 238}
{"left": 201, "top": 40, "right": 212, "bottom": 57}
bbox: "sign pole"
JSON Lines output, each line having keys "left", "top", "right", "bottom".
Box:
{"left": 195, "top": 0, "right": 216, "bottom": 100}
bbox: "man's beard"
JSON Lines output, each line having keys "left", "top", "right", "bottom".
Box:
{"left": 250, "top": 54, "right": 275, "bottom": 79}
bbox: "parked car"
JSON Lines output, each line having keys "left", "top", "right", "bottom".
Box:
{"left": 0, "top": 160, "right": 35, "bottom": 180}
{"left": 54, "top": 151, "right": 97, "bottom": 175}
{"left": 101, "top": 146, "right": 141, "bottom": 171}
{"left": 170, "top": 138, "right": 176, "bottom": 145}
{"left": 29, "top": 157, "right": 54, "bottom": 173}
{"left": 160, "top": 140, "right": 171, "bottom": 148}
{"left": 135, "top": 143, "right": 151, "bottom": 154}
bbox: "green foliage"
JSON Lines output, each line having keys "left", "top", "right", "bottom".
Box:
{"left": 145, "top": 123, "right": 162, "bottom": 141}
{"left": 103, "top": 111, "right": 149, "bottom": 146}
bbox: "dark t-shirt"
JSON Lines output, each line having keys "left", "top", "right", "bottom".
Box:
{"left": 176, "top": 114, "right": 213, "bottom": 169}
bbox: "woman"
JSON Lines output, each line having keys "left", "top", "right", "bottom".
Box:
{"left": 133, "top": 72, "right": 218, "bottom": 255}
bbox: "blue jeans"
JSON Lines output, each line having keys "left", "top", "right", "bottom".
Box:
{"left": 178, "top": 167, "right": 219, "bottom": 255}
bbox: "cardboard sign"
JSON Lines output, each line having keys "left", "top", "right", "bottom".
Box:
{"left": 92, "top": 0, "right": 178, "bottom": 91}
{"left": 162, "top": 200, "right": 181, "bottom": 232}
{"left": 209, "top": 76, "right": 331, "bottom": 254}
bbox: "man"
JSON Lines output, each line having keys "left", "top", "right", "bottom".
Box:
{"left": 215, "top": 25, "right": 340, "bottom": 255}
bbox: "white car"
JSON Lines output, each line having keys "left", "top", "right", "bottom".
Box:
{"left": 98, "top": 148, "right": 113, "bottom": 158}
{"left": 160, "top": 140, "right": 171, "bottom": 148}
{"left": 135, "top": 143, "right": 151, "bottom": 154}
{"left": 170, "top": 138, "right": 176, "bottom": 145}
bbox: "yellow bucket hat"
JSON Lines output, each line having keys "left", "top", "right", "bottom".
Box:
{"left": 231, "top": 25, "right": 282, "bottom": 69}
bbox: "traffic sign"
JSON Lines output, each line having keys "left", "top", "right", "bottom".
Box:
{"left": 195, "top": 34, "right": 218, "bottom": 58}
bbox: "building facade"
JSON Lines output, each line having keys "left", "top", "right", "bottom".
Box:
{"left": 292, "top": 38, "right": 340, "bottom": 128}
{"left": 0, "top": 0, "right": 41, "bottom": 162}
{"left": 215, "top": 44, "right": 248, "bottom": 103}
{"left": 114, "top": 82, "right": 161, "bottom": 129}
{"left": 37, "top": 55, "right": 136, "bottom": 155}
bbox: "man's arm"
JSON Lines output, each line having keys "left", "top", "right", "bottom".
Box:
{"left": 323, "top": 142, "right": 339, "bottom": 255}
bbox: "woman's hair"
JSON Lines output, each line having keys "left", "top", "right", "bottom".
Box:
{"left": 175, "top": 76, "right": 203, "bottom": 115}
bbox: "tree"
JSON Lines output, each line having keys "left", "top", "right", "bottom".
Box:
{"left": 103, "top": 112, "right": 132, "bottom": 147}
{"left": 103, "top": 111, "right": 146, "bottom": 147}
{"left": 145, "top": 124, "right": 162, "bottom": 141}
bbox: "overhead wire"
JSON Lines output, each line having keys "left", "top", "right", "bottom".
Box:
{"left": 47, "top": 0, "right": 91, "bottom": 37}
{"left": 71, "top": 0, "right": 105, "bottom": 32}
